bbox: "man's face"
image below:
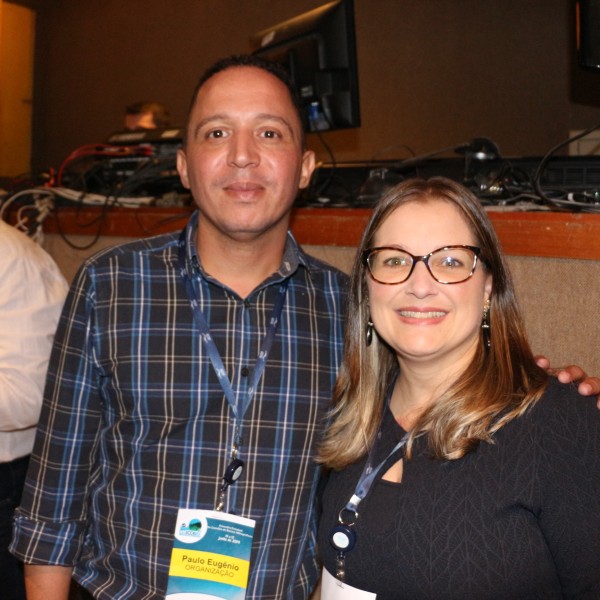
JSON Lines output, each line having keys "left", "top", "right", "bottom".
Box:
{"left": 177, "top": 66, "right": 315, "bottom": 243}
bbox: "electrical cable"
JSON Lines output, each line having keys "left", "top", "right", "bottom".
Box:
{"left": 533, "top": 122, "right": 600, "bottom": 211}
{"left": 56, "top": 143, "right": 152, "bottom": 187}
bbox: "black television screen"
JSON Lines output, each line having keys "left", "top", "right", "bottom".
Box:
{"left": 577, "top": 0, "right": 600, "bottom": 70}
{"left": 250, "top": 0, "right": 360, "bottom": 133}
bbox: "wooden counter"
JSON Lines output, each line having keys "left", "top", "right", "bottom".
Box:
{"left": 43, "top": 205, "right": 600, "bottom": 260}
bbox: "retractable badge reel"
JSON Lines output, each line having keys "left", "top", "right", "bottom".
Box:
{"left": 329, "top": 506, "right": 358, "bottom": 582}
{"left": 215, "top": 446, "right": 245, "bottom": 512}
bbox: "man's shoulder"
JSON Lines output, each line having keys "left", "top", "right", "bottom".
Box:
{"left": 285, "top": 233, "right": 349, "bottom": 284}
{"left": 298, "top": 252, "right": 350, "bottom": 297}
{"left": 303, "top": 252, "right": 348, "bottom": 276}
{"left": 82, "top": 231, "right": 180, "bottom": 270}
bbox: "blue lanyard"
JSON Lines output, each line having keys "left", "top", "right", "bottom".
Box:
{"left": 177, "top": 226, "right": 289, "bottom": 506}
{"left": 346, "top": 435, "right": 408, "bottom": 513}
{"left": 329, "top": 404, "right": 408, "bottom": 581}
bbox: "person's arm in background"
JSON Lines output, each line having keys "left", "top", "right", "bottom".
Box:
{"left": 0, "top": 225, "right": 69, "bottom": 600}
{"left": 0, "top": 227, "right": 68, "bottom": 442}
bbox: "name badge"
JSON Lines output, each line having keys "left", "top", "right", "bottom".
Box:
{"left": 321, "top": 567, "right": 377, "bottom": 600}
{"left": 166, "top": 508, "right": 255, "bottom": 599}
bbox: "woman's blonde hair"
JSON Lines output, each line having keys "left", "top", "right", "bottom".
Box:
{"left": 318, "top": 177, "right": 548, "bottom": 468}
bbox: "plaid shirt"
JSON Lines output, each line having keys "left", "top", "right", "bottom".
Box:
{"left": 11, "top": 212, "right": 348, "bottom": 599}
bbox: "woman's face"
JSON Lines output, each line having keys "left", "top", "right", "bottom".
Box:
{"left": 367, "top": 198, "right": 492, "bottom": 373}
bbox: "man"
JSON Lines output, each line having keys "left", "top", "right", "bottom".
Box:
{"left": 11, "top": 55, "right": 347, "bottom": 600}
{"left": 0, "top": 221, "right": 68, "bottom": 600}
{"left": 124, "top": 100, "right": 171, "bottom": 130}
{"left": 10, "top": 55, "right": 600, "bottom": 600}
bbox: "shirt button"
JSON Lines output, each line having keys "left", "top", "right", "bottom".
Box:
{"left": 241, "top": 367, "right": 250, "bottom": 377}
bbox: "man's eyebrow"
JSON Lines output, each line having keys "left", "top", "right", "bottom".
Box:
{"left": 191, "top": 113, "right": 297, "bottom": 141}
{"left": 192, "top": 114, "right": 228, "bottom": 141}
{"left": 254, "top": 113, "right": 296, "bottom": 139}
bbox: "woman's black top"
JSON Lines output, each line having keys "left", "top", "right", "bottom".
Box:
{"left": 317, "top": 380, "right": 600, "bottom": 599}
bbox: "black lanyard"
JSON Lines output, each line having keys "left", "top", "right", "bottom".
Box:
{"left": 178, "top": 224, "right": 289, "bottom": 509}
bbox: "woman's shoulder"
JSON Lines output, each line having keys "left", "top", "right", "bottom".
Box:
{"left": 522, "top": 378, "right": 600, "bottom": 444}
{"left": 534, "top": 378, "right": 598, "bottom": 414}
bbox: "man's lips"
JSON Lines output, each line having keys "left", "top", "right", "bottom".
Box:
{"left": 224, "top": 181, "right": 265, "bottom": 193}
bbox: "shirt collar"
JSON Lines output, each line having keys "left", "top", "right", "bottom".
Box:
{"left": 182, "top": 210, "right": 312, "bottom": 286}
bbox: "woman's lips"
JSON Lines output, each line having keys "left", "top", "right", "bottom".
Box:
{"left": 398, "top": 309, "right": 447, "bottom": 319}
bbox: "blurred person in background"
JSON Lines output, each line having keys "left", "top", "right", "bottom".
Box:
{"left": 0, "top": 221, "right": 68, "bottom": 600}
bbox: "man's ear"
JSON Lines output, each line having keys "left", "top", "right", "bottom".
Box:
{"left": 298, "top": 150, "right": 316, "bottom": 190}
{"left": 176, "top": 149, "right": 190, "bottom": 190}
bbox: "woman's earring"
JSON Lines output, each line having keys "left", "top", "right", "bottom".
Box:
{"left": 366, "top": 320, "right": 374, "bottom": 346}
{"left": 481, "top": 299, "right": 491, "bottom": 349}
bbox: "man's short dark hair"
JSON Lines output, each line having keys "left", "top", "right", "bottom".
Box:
{"left": 184, "top": 54, "right": 307, "bottom": 145}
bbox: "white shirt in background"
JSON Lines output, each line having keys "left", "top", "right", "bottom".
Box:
{"left": 0, "top": 221, "right": 68, "bottom": 463}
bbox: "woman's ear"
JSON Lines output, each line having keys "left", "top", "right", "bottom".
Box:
{"left": 484, "top": 275, "right": 493, "bottom": 303}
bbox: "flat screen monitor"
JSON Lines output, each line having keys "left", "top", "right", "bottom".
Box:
{"left": 577, "top": 0, "right": 600, "bottom": 70}
{"left": 250, "top": 0, "right": 360, "bottom": 133}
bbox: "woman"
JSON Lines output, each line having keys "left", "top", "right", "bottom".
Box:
{"left": 317, "top": 177, "right": 600, "bottom": 599}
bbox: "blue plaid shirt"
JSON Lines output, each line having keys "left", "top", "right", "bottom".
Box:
{"left": 11, "top": 212, "right": 348, "bottom": 599}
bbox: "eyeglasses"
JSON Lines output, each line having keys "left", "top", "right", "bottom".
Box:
{"left": 363, "top": 245, "right": 482, "bottom": 285}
